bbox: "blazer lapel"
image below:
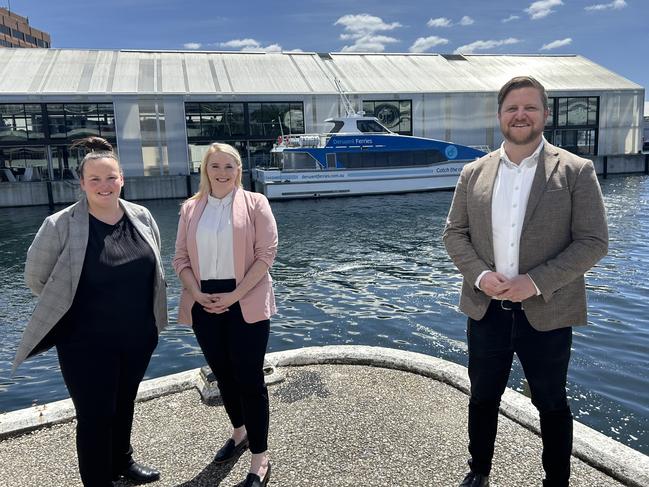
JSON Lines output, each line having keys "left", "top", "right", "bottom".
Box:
{"left": 478, "top": 151, "right": 500, "bottom": 264}
{"left": 187, "top": 196, "right": 208, "bottom": 280}
{"left": 522, "top": 144, "right": 560, "bottom": 233}
{"left": 232, "top": 188, "right": 247, "bottom": 282}
{"left": 69, "top": 197, "right": 89, "bottom": 296}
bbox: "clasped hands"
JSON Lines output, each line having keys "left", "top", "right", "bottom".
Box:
{"left": 479, "top": 272, "right": 537, "bottom": 302}
{"left": 192, "top": 290, "right": 238, "bottom": 314}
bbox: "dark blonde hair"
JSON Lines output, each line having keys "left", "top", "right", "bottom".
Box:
{"left": 189, "top": 143, "right": 243, "bottom": 201}
{"left": 70, "top": 137, "right": 120, "bottom": 178}
{"left": 497, "top": 76, "right": 549, "bottom": 113}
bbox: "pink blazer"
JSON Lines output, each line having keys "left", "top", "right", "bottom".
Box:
{"left": 173, "top": 188, "right": 278, "bottom": 325}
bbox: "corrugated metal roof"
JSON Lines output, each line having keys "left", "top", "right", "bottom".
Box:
{"left": 0, "top": 49, "right": 642, "bottom": 96}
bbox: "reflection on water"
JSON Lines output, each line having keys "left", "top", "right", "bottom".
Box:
{"left": 0, "top": 175, "right": 647, "bottom": 454}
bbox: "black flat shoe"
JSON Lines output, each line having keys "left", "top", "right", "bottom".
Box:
{"left": 214, "top": 436, "right": 249, "bottom": 463}
{"left": 459, "top": 471, "right": 489, "bottom": 487}
{"left": 239, "top": 462, "right": 271, "bottom": 487}
{"left": 116, "top": 462, "right": 160, "bottom": 483}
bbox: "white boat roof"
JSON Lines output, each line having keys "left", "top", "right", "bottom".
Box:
{"left": 0, "top": 49, "right": 641, "bottom": 96}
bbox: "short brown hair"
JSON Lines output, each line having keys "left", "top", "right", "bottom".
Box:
{"left": 497, "top": 76, "right": 548, "bottom": 113}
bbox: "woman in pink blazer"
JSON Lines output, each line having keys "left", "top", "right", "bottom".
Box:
{"left": 173, "top": 143, "right": 277, "bottom": 487}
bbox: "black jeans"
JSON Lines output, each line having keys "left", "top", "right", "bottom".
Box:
{"left": 467, "top": 300, "right": 573, "bottom": 486}
{"left": 56, "top": 330, "right": 157, "bottom": 487}
{"left": 192, "top": 279, "right": 271, "bottom": 454}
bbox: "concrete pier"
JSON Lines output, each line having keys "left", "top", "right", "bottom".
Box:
{"left": 0, "top": 346, "right": 647, "bottom": 486}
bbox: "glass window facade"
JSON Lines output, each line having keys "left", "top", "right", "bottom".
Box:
{"left": 0, "top": 104, "right": 44, "bottom": 141}
{"left": 185, "top": 102, "right": 305, "bottom": 170}
{"left": 362, "top": 100, "right": 412, "bottom": 135}
{"left": 185, "top": 102, "right": 245, "bottom": 139}
{"left": 139, "top": 100, "right": 168, "bottom": 176}
{"left": 544, "top": 97, "right": 599, "bottom": 156}
{"left": 0, "top": 103, "right": 116, "bottom": 181}
{"left": 248, "top": 102, "right": 304, "bottom": 138}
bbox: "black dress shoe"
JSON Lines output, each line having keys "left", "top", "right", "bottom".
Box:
{"left": 239, "top": 462, "right": 271, "bottom": 487}
{"left": 459, "top": 471, "right": 490, "bottom": 487}
{"left": 214, "top": 436, "right": 249, "bottom": 463}
{"left": 117, "top": 462, "right": 160, "bottom": 483}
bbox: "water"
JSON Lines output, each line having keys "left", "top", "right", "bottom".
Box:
{"left": 0, "top": 176, "right": 647, "bottom": 454}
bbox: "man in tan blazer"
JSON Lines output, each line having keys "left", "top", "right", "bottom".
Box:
{"left": 443, "top": 76, "right": 608, "bottom": 487}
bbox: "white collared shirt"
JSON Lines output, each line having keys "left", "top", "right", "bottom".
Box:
{"left": 196, "top": 191, "right": 235, "bottom": 280}
{"left": 476, "top": 138, "right": 544, "bottom": 291}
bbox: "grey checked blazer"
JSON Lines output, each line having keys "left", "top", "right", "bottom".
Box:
{"left": 13, "top": 197, "right": 168, "bottom": 371}
{"left": 443, "top": 142, "right": 608, "bottom": 331}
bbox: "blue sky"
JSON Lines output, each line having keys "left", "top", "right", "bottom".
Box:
{"left": 7, "top": 0, "right": 648, "bottom": 102}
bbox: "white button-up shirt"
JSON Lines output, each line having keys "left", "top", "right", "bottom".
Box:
{"left": 196, "top": 191, "right": 235, "bottom": 280}
{"left": 476, "top": 138, "right": 544, "bottom": 292}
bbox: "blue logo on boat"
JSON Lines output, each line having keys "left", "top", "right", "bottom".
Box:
{"left": 445, "top": 145, "right": 458, "bottom": 159}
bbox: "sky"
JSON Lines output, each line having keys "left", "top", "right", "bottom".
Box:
{"left": 5, "top": 0, "right": 648, "bottom": 104}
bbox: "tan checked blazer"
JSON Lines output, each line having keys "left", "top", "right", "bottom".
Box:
{"left": 443, "top": 142, "right": 608, "bottom": 331}
{"left": 13, "top": 197, "right": 168, "bottom": 371}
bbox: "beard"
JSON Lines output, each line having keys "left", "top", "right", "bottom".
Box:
{"left": 502, "top": 123, "right": 544, "bottom": 146}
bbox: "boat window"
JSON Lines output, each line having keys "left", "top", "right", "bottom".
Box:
{"left": 356, "top": 120, "right": 389, "bottom": 133}
{"left": 282, "top": 151, "right": 320, "bottom": 170}
{"left": 336, "top": 150, "right": 445, "bottom": 169}
{"left": 328, "top": 121, "right": 345, "bottom": 134}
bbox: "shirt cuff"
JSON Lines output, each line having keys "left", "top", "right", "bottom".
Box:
{"left": 526, "top": 273, "right": 541, "bottom": 295}
{"left": 475, "top": 270, "right": 490, "bottom": 290}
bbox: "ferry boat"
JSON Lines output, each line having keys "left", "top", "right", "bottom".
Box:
{"left": 252, "top": 96, "right": 486, "bottom": 200}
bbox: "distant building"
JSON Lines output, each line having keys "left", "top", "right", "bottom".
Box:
{"left": 0, "top": 8, "right": 50, "bottom": 49}
{"left": 0, "top": 50, "right": 645, "bottom": 206}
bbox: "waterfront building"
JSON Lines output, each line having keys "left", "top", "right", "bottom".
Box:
{"left": 0, "top": 49, "right": 645, "bottom": 205}
{"left": 0, "top": 8, "right": 50, "bottom": 49}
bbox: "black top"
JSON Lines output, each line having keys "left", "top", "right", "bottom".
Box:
{"left": 58, "top": 213, "right": 157, "bottom": 347}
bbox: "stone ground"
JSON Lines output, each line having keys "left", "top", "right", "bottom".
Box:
{"left": 0, "top": 364, "right": 626, "bottom": 487}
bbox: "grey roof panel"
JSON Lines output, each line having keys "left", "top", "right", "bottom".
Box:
{"left": 112, "top": 51, "right": 141, "bottom": 93}
{"left": 0, "top": 49, "right": 50, "bottom": 93}
{"left": 184, "top": 53, "right": 217, "bottom": 94}
{"left": 160, "top": 53, "right": 186, "bottom": 93}
{"left": 88, "top": 51, "right": 116, "bottom": 93}
{"left": 0, "top": 49, "right": 642, "bottom": 96}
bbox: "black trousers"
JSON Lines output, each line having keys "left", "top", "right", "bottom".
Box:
{"left": 467, "top": 300, "right": 573, "bottom": 487}
{"left": 192, "top": 279, "right": 271, "bottom": 454}
{"left": 56, "top": 331, "right": 157, "bottom": 487}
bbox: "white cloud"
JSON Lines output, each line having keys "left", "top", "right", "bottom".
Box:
{"left": 335, "top": 14, "right": 401, "bottom": 36}
{"left": 585, "top": 0, "right": 627, "bottom": 11}
{"left": 455, "top": 38, "right": 521, "bottom": 54}
{"left": 525, "top": 0, "right": 563, "bottom": 19}
{"left": 502, "top": 14, "right": 520, "bottom": 23}
{"left": 335, "top": 14, "right": 401, "bottom": 52}
{"left": 219, "top": 38, "right": 260, "bottom": 49}
{"left": 459, "top": 16, "right": 475, "bottom": 26}
{"left": 427, "top": 17, "right": 452, "bottom": 27}
{"left": 540, "top": 37, "right": 572, "bottom": 50}
{"left": 341, "top": 35, "right": 399, "bottom": 52}
{"left": 218, "top": 38, "right": 283, "bottom": 52}
{"left": 409, "top": 36, "right": 450, "bottom": 53}
{"left": 183, "top": 42, "right": 202, "bottom": 50}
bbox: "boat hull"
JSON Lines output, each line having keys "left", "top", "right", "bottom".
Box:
{"left": 252, "top": 161, "right": 468, "bottom": 200}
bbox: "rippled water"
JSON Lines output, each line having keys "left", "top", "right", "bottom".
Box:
{"left": 1, "top": 176, "right": 647, "bottom": 454}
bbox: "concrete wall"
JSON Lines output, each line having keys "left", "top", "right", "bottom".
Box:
{"left": 0, "top": 173, "right": 260, "bottom": 208}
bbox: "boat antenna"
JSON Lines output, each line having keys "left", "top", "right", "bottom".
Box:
{"left": 334, "top": 78, "right": 358, "bottom": 117}
{"left": 278, "top": 116, "right": 285, "bottom": 143}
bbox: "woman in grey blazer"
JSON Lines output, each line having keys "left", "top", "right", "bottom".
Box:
{"left": 16, "top": 137, "right": 168, "bottom": 487}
